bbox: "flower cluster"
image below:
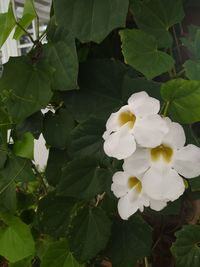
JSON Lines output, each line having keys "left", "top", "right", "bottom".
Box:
{"left": 103, "top": 91, "right": 200, "bottom": 220}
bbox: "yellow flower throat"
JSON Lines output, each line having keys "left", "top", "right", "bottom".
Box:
{"left": 151, "top": 144, "right": 173, "bottom": 163}
{"left": 119, "top": 111, "right": 136, "bottom": 128}
{"left": 128, "top": 177, "right": 142, "bottom": 193}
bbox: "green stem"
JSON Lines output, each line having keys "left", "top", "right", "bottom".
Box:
{"left": 172, "top": 26, "right": 182, "bottom": 64}
{"left": 39, "top": 31, "right": 47, "bottom": 42}
{"left": 176, "top": 69, "right": 185, "bottom": 78}
{"left": 163, "top": 101, "right": 170, "bottom": 117}
{"left": 170, "top": 47, "right": 177, "bottom": 77}
{"left": 144, "top": 257, "right": 149, "bottom": 267}
{"left": 32, "top": 164, "right": 48, "bottom": 195}
{"left": 15, "top": 21, "right": 35, "bottom": 44}
{"left": 159, "top": 102, "right": 165, "bottom": 115}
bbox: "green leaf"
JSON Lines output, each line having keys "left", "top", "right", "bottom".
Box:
{"left": 0, "top": 183, "right": 16, "bottom": 214}
{"left": 13, "top": 0, "right": 37, "bottom": 40}
{"left": 184, "top": 60, "right": 200, "bottom": 80}
{"left": 0, "top": 56, "right": 53, "bottom": 123}
{"left": 63, "top": 59, "right": 160, "bottom": 122}
{"left": 0, "top": 2, "right": 16, "bottom": 48}
{"left": 130, "top": 0, "right": 184, "bottom": 48}
{"left": 181, "top": 27, "right": 200, "bottom": 60}
{"left": 57, "top": 157, "right": 110, "bottom": 199}
{"left": 43, "top": 109, "right": 75, "bottom": 149}
{"left": 53, "top": 0, "right": 129, "bottom": 43}
{"left": 9, "top": 257, "right": 32, "bottom": 267}
{"left": 171, "top": 225, "right": 200, "bottom": 267}
{"left": 15, "top": 111, "right": 43, "bottom": 139}
{"left": 43, "top": 19, "right": 78, "bottom": 91}
{"left": 69, "top": 207, "right": 111, "bottom": 262}
{"left": 62, "top": 59, "right": 131, "bottom": 122}
{"left": 13, "top": 132, "right": 34, "bottom": 160}
{"left": 189, "top": 177, "right": 200, "bottom": 192}
{"left": 36, "top": 192, "right": 75, "bottom": 238}
{"left": 41, "top": 239, "right": 84, "bottom": 267}
{"left": 161, "top": 79, "right": 200, "bottom": 123}
{"left": 0, "top": 156, "right": 35, "bottom": 195}
{"left": 69, "top": 118, "right": 106, "bottom": 160}
{"left": 120, "top": 29, "right": 175, "bottom": 80}
{"left": 45, "top": 148, "right": 69, "bottom": 187}
{"left": 0, "top": 214, "right": 35, "bottom": 263}
{"left": 106, "top": 216, "right": 152, "bottom": 267}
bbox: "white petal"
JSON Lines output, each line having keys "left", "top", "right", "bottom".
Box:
{"left": 128, "top": 91, "right": 160, "bottom": 117}
{"left": 102, "top": 130, "right": 110, "bottom": 140}
{"left": 174, "top": 144, "right": 200, "bottom": 178}
{"left": 149, "top": 199, "right": 167, "bottom": 211}
{"left": 34, "top": 134, "right": 49, "bottom": 171}
{"left": 123, "top": 148, "right": 150, "bottom": 175}
{"left": 134, "top": 115, "right": 168, "bottom": 148}
{"left": 142, "top": 166, "right": 185, "bottom": 201}
{"left": 117, "top": 190, "right": 140, "bottom": 220}
{"left": 105, "top": 111, "right": 120, "bottom": 134}
{"left": 103, "top": 124, "right": 136, "bottom": 160}
{"left": 111, "top": 171, "right": 130, "bottom": 198}
{"left": 163, "top": 118, "right": 186, "bottom": 149}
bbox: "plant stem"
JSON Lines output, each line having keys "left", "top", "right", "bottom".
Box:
{"left": 172, "top": 26, "right": 182, "bottom": 64}
{"left": 169, "top": 47, "right": 177, "bottom": 77}
{"left": 36, "top": 16, "right": 40, "bottom": 40}
{"left": 39, "top": 31, "right": 47, "bottom": 42}
{"left": 15, "top": 21, "right": 35, "bottom": 44}
{"left": 95, "top": 192, "right": 106, "bottom": 207}
{"left": 144, "top": 257, "right": 149, "bottom": 267}
{"left": 163, "top": 101, "right": 170, "bottom": 117}
{"left": 32, "top": 164, "right": 48, "bottom": 195}
{"left": 175, "top": 69, "right": 185, "bottom": 78}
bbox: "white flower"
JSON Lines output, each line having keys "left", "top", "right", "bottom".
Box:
{"left": 103, "top": 91, "right": 168, "bottom": 160}
{"left": 111, "top": 171, "right": 167, "bottom": 220}
{"left": 34, "top": 134, "right": 49, "bottom": 171}
{"left": 123, "top": 118, "right": 200, "bottom": 202}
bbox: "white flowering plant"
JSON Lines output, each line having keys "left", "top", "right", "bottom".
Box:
{"left": 0, "top": 1, "right": 200, "bottom": 267}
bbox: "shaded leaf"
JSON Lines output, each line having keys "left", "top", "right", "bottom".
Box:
{"left": 69, "top": 118, "right": 106, "bottom": 160}
{"left": 43, "top": 109, "right": 75, "bottom": 149}
{"left": 15, "top": 111, "right": 43, "bottom": 140}
{"left": 45, "top": 148, "right": 69, "bottom": 187}
{"left": 0, "top": 56, "right": 53, "bottom": 123}
{"left": 106, "top": 216, "right": 152, "bottom": 267}
{"left": 131, "top": 0, "right": 184, "bottom": 48}
{"left": 53, "top": 0, "right": 129, "bottom": 43}
{"left": 63, "top": 60, "right": 160, "bottom": 122}
{"left": 171, "top": 225, "right": 200, "bottom": 267}
{"left": 36, "top": 192, "right": 75, "bottom": 238}
{"left": 43, "top": 19, "right": 78, "bottom": 91}
{"left": 0, "top": 182, "right": 16, "bottom": 214}
{"left": 69, "top": 207, "right": 111, "bottom": 262}
{"left": 120, "top": 29, "right": 175, "bottom": 79}
{"left": 0, "top": 156, "right": 35, "bottom": 195}
{"left": 57, "top": 157, "right": 110, "bottom": 199}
